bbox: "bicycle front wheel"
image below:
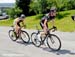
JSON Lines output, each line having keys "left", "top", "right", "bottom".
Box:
{"left": 47, "top": 34, "right": 61, "bottom": 51}
{"left": 31, "top": 32, "right": 41, "bottom": 47}
{"left": 21, "top": 31, "right": 30, "bottom": 43}
{"left": 8, "top": 30, "right": 17, "bottom": 41}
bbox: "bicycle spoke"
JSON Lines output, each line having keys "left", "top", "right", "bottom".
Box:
{"left": 31, "top": 32, "right": 41, "bottom": 47}
{"left": 9, "top": 30, "right": 17, "bottom": 41}
{"left": 21, "top": 31, "right": 30, "bottom": 43}
{"left": 47, "top": 34, "right": 61, "bottom": 51}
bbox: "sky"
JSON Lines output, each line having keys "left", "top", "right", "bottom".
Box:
{"left": 0, "top": 0, "right": 15, "bottom": 3}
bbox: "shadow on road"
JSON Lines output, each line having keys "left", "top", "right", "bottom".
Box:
{"left": 16, "top": 41, "right": 32, "bottom": 46}
{"left": 42, "top": 47, "right": 75, "bottom": 55}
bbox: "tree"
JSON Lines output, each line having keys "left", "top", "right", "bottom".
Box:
{"left": 30, "top": 0, "right": 47, "bottom": 14}
{"left": 6, "top": 7, "right": 22, "bottom": 19}
{"left": 16, "top": 0, "right": 31, "bottom": 16}
{"left": 66, "top": 0, "right": 75, "bottom": 10}
{"left": 15, "top": 0, "right": 75, "bottom": 16}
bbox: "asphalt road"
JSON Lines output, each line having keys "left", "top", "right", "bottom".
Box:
{"left": 0, "top": 26, "right": 75, "bottom": 57}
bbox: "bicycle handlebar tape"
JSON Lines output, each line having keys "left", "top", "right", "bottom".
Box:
{"left": 53, "top": 26, "right": 57, "bottom": 29}
{"left": 52, "top": 26, "right": 57, "bottom": 32}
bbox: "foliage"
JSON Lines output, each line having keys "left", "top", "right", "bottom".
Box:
{"left": 1, "top": 10, "right": 75, "bottom": 32}
{"left": 29, "top": 0, "right": 75, "bottom": 15}
{"left": 4, "top": 0, "right": 75, "bottom": 17}
{"left": 6, "top": 7, "right": 22, "bottom": 19}
{"left": 16, "top": 0, "right": 31, "bottom": 16}
{"left": 66, "top": 0, "right": 75, "bottom": 10}
{"left": 30, "top": 0, "right": 47, "bottom": 14}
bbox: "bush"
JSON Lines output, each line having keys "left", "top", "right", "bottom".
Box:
{"left": 6, "top": 7, "right": 22, "bottom": 19}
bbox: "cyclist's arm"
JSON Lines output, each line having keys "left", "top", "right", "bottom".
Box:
{"left": 44, "top": 19, "right": 47, "bottom": 28}
{"left": 22, "top": 20, "right": 25, "bottom": 27}
{"left": 13, "top": 18, "right": 18, "bottom": 26}
{"left": 43, "top": 19, "right": 48, "bottom": 34}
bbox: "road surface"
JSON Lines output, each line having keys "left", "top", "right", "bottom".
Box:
{"left": 0, "top": 26, "right": 75, "bottom": 57}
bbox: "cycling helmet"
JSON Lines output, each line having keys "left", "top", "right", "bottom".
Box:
{"left": 20, "top": 14, "right": 25, "bottom": 19}
{"left": 50, "top": 6, "right": 56, "bottom": 12}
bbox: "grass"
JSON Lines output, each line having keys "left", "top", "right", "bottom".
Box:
{"left": 0, "top": 19, "right": 13, "bottom": 26}
{"left": 55, "top": 10, "right": 75, "bottom": 32}
{"left": 0, "top": 10, "right": 75, "bottom": 32}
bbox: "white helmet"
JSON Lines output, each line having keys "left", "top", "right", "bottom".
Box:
{"left": 20, "top": 14, "right": 25, "bottom": 19}
{"left": 50, "top": 6, "right": 56, "bottom": 11}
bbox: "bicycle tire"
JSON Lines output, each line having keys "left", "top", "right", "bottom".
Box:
{"left": 20, "top": 31, "right": 30, "bottom": 43}
{"left": 47, "top": 34, "right": 61, "bottom": 51}
{"left": 31, "top": 32, "right": 41, "bottom": 47}
{"left": 8, "top": 30, "right": 17, "bottom": 41}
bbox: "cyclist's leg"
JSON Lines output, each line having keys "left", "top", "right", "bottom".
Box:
{"left": 36, "top": 22, "right": 44, "bottom": 41}
{"left": 40, "top": 22, "right": 47, "bottom": 37}
{"left": 46, "top": 23, "right": 49, "bottom": 33}
{"left": 14, "top": 25, "right": 20, "bottom": 38}
{"left": 40, "top": 22, "right": 44, "bottom": 29}
{"left": 18, "top": 27, "right": 21, "bottom": 37}
{"left": 43, "top": 23, "right": 48, "bottom": 34}
{"left": 40, "top": 22, "right": 47, "bottom": 45}
{"left": 40, "top": 21, "right": 48, "bottom": 34}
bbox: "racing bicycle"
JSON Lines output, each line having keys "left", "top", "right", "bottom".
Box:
{"left": 8, "top": 26, "right": 30, "bottom": 43}
{"left": 31, "top": 25, "right": 61, "bottom": 51}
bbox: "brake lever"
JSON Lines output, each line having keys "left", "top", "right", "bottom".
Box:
{"left": 52, "top": 27, "right": 57, "bottom": 32}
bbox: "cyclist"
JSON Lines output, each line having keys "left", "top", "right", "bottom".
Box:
{"left": 39, "top": 7, "right": 57, "bottom": 38}
{"left": 13, "top": 14, "right": 25, "bottom": 37}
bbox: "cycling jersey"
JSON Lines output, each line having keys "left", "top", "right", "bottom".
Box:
{"left": 41, "top": 13, "right": 55, "bottom": 22}
{"left": 17, "top": 20, "right": 23, "bottom": 27}
{"left": 13, "top": 18, "right": 23, "bottom": 27}
{"left": 40, "top": 13, "right": 55, "bottom": 29}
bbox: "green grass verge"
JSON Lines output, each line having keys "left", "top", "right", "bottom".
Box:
{"left": 0, "top": 19, "right": 13, "bottom": 26}
{"left": 0, "top": 10, "right": 75, "bottom": 32}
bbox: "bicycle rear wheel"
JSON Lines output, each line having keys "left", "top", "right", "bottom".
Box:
{"left": 31, "top": 32, "right": 41, "bottom": 47}
{"left": 21, "top": 31, "right": 30, "bottom": 43}
{"left": 47, "top": 34, "right": 61, "bottom": 51}
{"left": 8, "top": 30, "right": 17, "bottom": 41}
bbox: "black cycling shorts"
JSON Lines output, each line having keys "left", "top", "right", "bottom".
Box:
{"left": 40, "top": 20, "right": 48, "bottom": 29}
{"left": 17, "top": 23, "right": 21, "bottom": 27}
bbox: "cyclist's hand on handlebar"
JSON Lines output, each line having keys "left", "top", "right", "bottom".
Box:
{"left": 11, "top": 25, "right": 14, "bottom": 27}
{"left": 23, "top": 25, "right": 27, "bottom": 29}
{"left": 53, "top": 26, "right": 56, "bottom": 28}
{"left": 52, "top": 26, "right": 57, "bottom": 32}
{"left": 21, "top": 25, "right": 25, "bottom": 29}
{"left": 53, "top": 26, "right": 57, "bottom": 30}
